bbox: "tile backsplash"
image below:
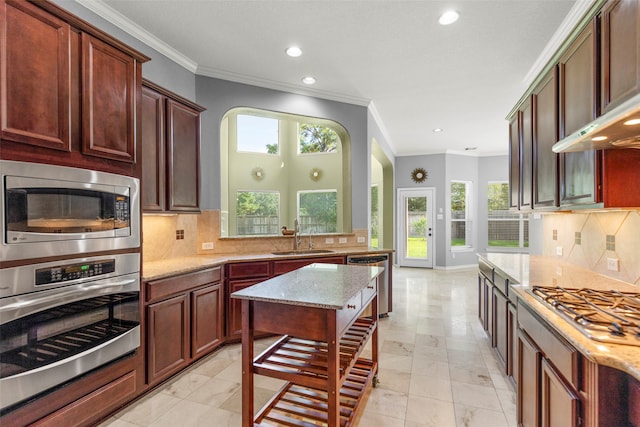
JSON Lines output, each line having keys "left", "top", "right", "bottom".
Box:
{"left": 542, "top": 210, "right": 640, "bottom": 286}
{"left": 142, "top": 210, "right": 368, "bottom": 263}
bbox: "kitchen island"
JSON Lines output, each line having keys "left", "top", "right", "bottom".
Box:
{"left": 232, "top": 263, "right": 383, "bottom": 427}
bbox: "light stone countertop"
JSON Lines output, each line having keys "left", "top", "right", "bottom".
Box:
{"left": 230, "top": 263, "right": 384, "bottom": 309}
{"left": 478, "top": 252, "right": 640, "bottom": 382}
{"left": 142, "top": 248, "right": 392, "bottom": 281}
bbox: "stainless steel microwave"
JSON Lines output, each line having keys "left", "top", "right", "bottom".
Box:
{"left": 1, "top": 160, "right": 140, "bottom": 262}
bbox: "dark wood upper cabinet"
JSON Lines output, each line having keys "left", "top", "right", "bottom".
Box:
{"left": 81, "top": 33, "right": 137, "bottom": 163}
{"left": 520, "top": 97, "right": 533, "bottom": 210}
{"left": 508, "top": 114, "right": 520, "bottom": 209}
{"left": 167, "top": 99, "right": 201, "bottom": 211}
{"left": 0, "top": 0, "right": 149, "bottom": 177}
{"left": 0, "top": 0, "right": 71, "bottom": 151}
{"left": 141, "top": 86, "right": 166, "bottom": 212}
{"left": 559, "top": 20, "right": 600, "bottom": 207}
{"left": 141, "top": 80, "right": 204, "bottom": 213}
{"left": 532, "top": 68, "right": 559, "bottom": 209}
{"left": 601, "top": 0, "right": 640, "bottom": 113}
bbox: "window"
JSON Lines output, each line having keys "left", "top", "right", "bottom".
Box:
{"left": 237, "top": 115, "right": 279, "bottom": 154}
{"left": 488, "top": 182, "right": 528, "bottom": 248}
{"left": 298, "top": 190, "right": 337, "bottom": 233}
{"left": 235, "top": 191, "right": 279, "bottom": 235}
{"left": 451, "top": 181, "right": 472, "bottom": 248}
{"left": 298, "top": 124, "right": 338, "bottom": 154}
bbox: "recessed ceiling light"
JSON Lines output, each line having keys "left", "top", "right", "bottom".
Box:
{"left": 592, "top": 136, "right": 608, "bottom": 141}
{"left": 302, "top": 76, "right": 316, "bottom": 85}
{"left": 624, "top": 118, "right": 640, "bottom": 125}
{"left": 438, "top": 10, "right": 459, "bottom": 25}
{"left": 285, "top": 46, "right": 302, "bottom": 57}
{"left": 432, "top": 128, "right": 443, "bottom": 133}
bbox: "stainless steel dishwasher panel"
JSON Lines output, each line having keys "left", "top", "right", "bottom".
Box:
{"left": 347, "top": 254, "right": 389, "bottom": 316}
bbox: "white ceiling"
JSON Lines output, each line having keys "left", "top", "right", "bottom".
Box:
{"left": 87, "top": 0, "right": 583, "bottom": 157}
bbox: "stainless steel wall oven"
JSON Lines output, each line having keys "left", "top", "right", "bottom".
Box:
{"left": 0, "top": 160, "right": 141, "bottom": 412}
{"left": 0, "top": 253, "right": 140, "bottom": 412}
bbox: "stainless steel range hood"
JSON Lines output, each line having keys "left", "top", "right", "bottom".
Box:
{"left": 552, "top": 92, "right": 640, "bottom": 153}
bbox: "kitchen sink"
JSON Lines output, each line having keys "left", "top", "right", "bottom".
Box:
{"left": 271, "top": 249, "right": 335, "bottom": 256}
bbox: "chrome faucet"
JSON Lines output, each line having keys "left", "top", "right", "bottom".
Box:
{"left": 293, "top": 218, "right": 302, "bottom": 251}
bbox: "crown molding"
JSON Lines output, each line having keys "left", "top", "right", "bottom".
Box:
{"left": 523, "top": 0, "right": 597, "bottom": 87}
{"left": 74, "top": 0, "right": 198, "bottom": 73}
{"left": 196, "top": 65, "right": 370, "bottom": 107}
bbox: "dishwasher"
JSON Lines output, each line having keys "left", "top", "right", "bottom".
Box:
{"left": 347, "top": 254, "right": 390, "bottom": 317}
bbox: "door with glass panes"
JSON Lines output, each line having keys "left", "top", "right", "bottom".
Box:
{"left": 397, "top": 188, "right": 435, "bottom": 268}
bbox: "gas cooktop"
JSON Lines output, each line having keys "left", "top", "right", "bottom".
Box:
{"left": 528, "top": 286, "right": 640, "bottom": 347}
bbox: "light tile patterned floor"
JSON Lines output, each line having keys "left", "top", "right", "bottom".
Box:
{"left": 99, "top": 267, "right": 516, "bottom": 427}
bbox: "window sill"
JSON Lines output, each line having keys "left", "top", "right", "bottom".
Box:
{"left": 450, "top": 246, "right": 474, "bottom": 253}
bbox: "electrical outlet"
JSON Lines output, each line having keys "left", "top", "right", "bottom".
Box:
{"left": 556, "top": 246, "right": 563, "bottom": 256}
{"left": 202, "top": 242, "right": 214, "bottom": 250}
{"left": 607, "top": 258, "right": 620, "bottom": 272}
{"left": 338, "top": 237, "right": 347, "bottom": 244}
{"left": 325, "top": 238, "right": 334, "bottom": 244}
{"left": 357, "top": 236, "right": 365, "bottom": 243}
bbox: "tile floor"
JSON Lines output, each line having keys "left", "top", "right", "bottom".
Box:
{"left": 99, "top": 266, "right": 516, "bottom": 427}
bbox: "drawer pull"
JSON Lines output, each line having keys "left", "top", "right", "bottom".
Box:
{"left": 367, "top": 285, "right": 374, "bottom": 289}
{"left": 347, "top": 304, "right": 356, "bottom": 309}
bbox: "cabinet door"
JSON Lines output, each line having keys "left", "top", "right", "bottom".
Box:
{"left": 533, "top": 68, "right": 559, "bottom": 209}
{"left": 601, "top": 0, "right": 640, "bottom": 113}
{"left": 507, "top": 302, "right": 518, "bottom": 385}
{"left": 1, "top": 1, "right": 71, "bottom": 151}
{"left": 520, "top": 98, "right": 533, "bottom": 210}
{"left": 541, "top": 359, "right": 580, "bottom": 427}
{"left": 141, "top": 86, "right": 166, "bottom": 211}
{"left": 478, "top": 274, "right": 487, "bottom": 328}
{"left": 81, "top": 33, "right": 137, "bottom": 163}
{"left": 147, "top": 294, "right": 189, "bottom": 384}
{"left": 559, "top": 21, "right": 599, "bottom": 207}
{"left": 508, "top": 114, "right": 521, "bottom": 209}
{"left": 191, "top": 283, "right": 224, "bottom": 359}
{"left": 518, "top": 329, "right": 541, "bottom": 427}
{"left": 492, "top": 288, "right": 508, "bottom": 370}
{"left": 166, "top": 99, "right": 200, "bottom": 212}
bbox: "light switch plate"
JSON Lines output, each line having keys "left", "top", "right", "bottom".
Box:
{"left": 202, "top": 242, "right": 214, "bottom": 250}
{"left": 325, "top": 238, "right": 334, "bottom": 244}
{"left": 356, "top": 236, "right": 365, "bottom": 243}
{"left": 556, "top": 246, "right": 563, "bottom": 256}
{"left": 338, "top": 237, "right": 347, "bottom": 244}
{"left": 607, "top": 258, "right": 620, "bottom": 272}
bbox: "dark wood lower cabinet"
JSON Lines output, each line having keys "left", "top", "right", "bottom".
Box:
{"left": 507, "top": 302, "right": 518, "bottom": 384}
{"left": 493, "top": 288, "right": 508, "bottom": 366}
{"left": 145, "top": 267, "right": 224, "bottom": 386}
{"left": 147, "top": 294, "right": 190, "bottom": 384}
{"left": 191, "top": 283, "right": 224, "bottom": 358}
{"left": 518, "top": 329, "right": 541, "bottom": 427}
{"left": 541, "top": 358, "right": 580, "bottom": 427}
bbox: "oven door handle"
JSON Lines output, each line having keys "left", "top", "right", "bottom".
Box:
{"left": 0, "top": 273, "right": 139, "bottom": 325}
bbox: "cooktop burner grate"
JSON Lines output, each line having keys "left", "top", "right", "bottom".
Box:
{"left": 529, "top": 286, "right": 640, "bottom": 346}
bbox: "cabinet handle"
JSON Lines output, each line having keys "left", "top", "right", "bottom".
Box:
{"left": 367, "top": 285, "right": 374, "bottom": 289}
{"left": 347, "top": 304, "right": 356, "bottom": 309}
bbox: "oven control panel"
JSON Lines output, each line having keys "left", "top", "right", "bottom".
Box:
{"left": 35, "top": 259, "right": 116, "bottom": 285}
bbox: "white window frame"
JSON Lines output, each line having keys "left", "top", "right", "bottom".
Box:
{"left": 487, "top": 181, "right": 529, "bottom": 250}
{"left": 450, "top": 180, "right": 473, "bottom": 251}
{"left": 297, "top": 189, "right": 338, "bottom": 234}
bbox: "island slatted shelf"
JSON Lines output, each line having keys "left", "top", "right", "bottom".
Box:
{"left": 232, "top": 263, "right": 383, "bottom": 427}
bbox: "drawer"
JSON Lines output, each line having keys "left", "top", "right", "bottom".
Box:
{"left": 336, "top": 291, "right": 362, "bottom": 334}
{"left": 226, "top": 261, "right": 270, "bottom": 279}
{"left": 361, "top": 278, "right": 377, "bottom": 307}
{"left": 518, "top": 302, "right": 580, "bottom": 388}
{"left": 479, "top": 259, "right": 494, "bottom": 282}
{"left": 146, "top": 266, "right": 223, "bottom": 302}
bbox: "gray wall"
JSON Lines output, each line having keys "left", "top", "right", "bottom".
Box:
{"left": 196, "top": 76, "right": 370, "bottom": 229}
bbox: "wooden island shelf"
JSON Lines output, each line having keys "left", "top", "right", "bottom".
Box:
{"left": 232, "top": 263, "right": 383, "bottom": 427}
